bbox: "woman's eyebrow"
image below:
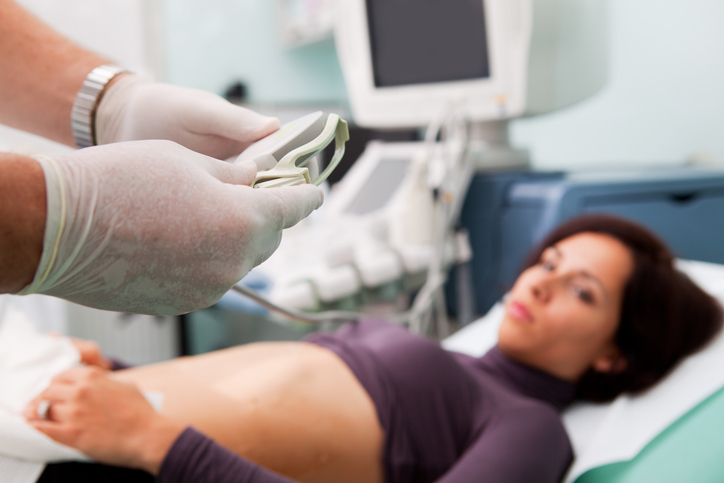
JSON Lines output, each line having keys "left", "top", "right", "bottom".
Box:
{"left": 552, "top": 244, "right": 607, "bottom": 295}
{"left": 579, "top": 271, "right": 606, "bottom": 293}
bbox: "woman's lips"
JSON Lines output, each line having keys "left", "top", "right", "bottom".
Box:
{"left": 508, "top": 301, "right": 533, "bottom": 322}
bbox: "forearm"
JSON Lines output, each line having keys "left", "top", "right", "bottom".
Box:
{"left": 157, "top": 428, "right": 296, "bottom": 483}
{"left": 0, "top": 0, "right": 107, "bottom": 145}
{"left": 0, "top": 152, "right": 45, "bottom": 293}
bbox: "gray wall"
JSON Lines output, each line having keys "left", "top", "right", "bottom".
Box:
{"left": 512, "top": 0, "right": 724, "bottom": 169}
{"left": 163, "top": 0, "right": 347, "bottom": 103}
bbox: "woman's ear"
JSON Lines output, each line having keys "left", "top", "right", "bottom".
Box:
{"left": 592, "top": 345, "right": 627, "bottom": 374}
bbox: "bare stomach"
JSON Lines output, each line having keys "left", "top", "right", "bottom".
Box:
{"left": 111, "top": 342, "right": 384, "bottom": 483}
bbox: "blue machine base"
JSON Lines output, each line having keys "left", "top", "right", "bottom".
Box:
{"left": 454, "top": 166, "right": 724, "bottom": 316}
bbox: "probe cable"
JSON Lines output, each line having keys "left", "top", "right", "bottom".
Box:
{"left": 230, "top": 284, "right": 408, "bottom": 325}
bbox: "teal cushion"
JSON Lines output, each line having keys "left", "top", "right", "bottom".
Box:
{"left": 574, "top": 385, "right": 724, "bottom": 483}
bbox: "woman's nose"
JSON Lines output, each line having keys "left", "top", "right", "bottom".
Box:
{"left": 530, "top": 275, "right": 554, "bottom": 303}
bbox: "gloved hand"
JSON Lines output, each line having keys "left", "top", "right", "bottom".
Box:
{"left": 96, "top": 75, "right": 280, "bottom": 160}
{"left": 19, "top": 140, "right": 323, "bottom": 315}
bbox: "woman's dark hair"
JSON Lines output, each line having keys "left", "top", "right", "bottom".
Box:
{"left": 521, "top": 213, "right": 723, "bottom": 402}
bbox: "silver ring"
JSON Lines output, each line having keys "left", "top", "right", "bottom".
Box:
{"left": 36, "top": 400, "right": 51, "bottom": 420}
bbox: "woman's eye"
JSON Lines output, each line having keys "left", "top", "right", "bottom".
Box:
{"left": 541, "top": 260, "right": 555, "bottom": 272}
{"left": 573, "top": 286, "right": 595, "bottom": 304}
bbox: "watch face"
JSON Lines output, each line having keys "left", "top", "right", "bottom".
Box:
{"left": 235, "top": 111, "right": 326, "bottom": 170}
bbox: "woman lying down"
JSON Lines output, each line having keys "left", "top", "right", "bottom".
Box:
{"left": 25, "top": 214, "right": 722, "bottom": 483}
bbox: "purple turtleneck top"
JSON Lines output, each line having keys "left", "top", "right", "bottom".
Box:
{"left": 156, "top": 319, "right": 575, "bottom": 483}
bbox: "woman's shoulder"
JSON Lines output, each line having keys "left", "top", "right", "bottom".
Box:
{"left": 489, "top": 398, "right": 571, "bottom": 459}
{"left": 502, "top": 398, "right": 566, "bottom": 430}
{"left": 454, "top": 401, "right": 572, "bottom": 483}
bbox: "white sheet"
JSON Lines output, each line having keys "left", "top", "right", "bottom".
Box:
{"left": 442, "top": 259, "right": 724, "bottom": 483}
{"left": 0, "top": 296, "right": 164, "bottom": 483}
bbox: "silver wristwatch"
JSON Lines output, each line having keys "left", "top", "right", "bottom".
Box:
{"left": 70, "top": 64, "right": 127, "bottom": 148}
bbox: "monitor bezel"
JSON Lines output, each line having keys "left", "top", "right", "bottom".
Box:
{"left": 335, "top": 0, "right": 532, "bottom": 128}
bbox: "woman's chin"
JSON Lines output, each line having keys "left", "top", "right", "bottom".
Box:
{"left": 497, "top": 319, "right": 536, "bottom": 359}
{"left": 497, "top": 323, "right": 519, "bottom": 351}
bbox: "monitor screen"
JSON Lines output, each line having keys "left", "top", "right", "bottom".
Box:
{"left": 366, "top": 0, "right": 490, "bottom": 88}
{"left": 344, "top": 158, "right": 411, "bottom": 215}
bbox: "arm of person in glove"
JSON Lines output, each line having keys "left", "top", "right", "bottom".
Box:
{"left": 0, "top": 148, "right": 322, "bottom": 314}
{"left": 0, "top": 0, "right": 104, "bottom": 146}
{"left": 9, "top": 141, "right": 322, "bottom": 315}
{"left": 0, "top": 0, "right": 278, "bottom": 156}
{"left": 0, "top": 154, "right": 46, "bottom": 293}
{"left": 0, "top": 1, "right": 321, "bottom": 313}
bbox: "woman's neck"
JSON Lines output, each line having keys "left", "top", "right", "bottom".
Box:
{"left": 478, "top": 346, "right": 576, "bottom": 411}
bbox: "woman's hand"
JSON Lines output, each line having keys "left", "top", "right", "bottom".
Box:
{"left": 47, "top": 333, "right": 112, "bottom": 369}
{"left": 23, "top": 366, "right": 185, "bottom": 474}
{"left": 68, "top": 337, "right": 112, "bottom": 370}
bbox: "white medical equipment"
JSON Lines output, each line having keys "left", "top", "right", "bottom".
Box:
{"left": 228, "top": 0, "right": 612, "bottom": 333}
{"left": 335, "top": 0, "right": 609, "bottom": 155}
{"left": 236, "top": 114, "right": 476, "bottom": 332}
{"left": 242, "top": 141, "right": 457, "bottom": 313}
{"left": 442, "top": 259, "right": 724, "bottom": 483}
{"left": 235, "top": 111, "right": 349, "bottom": 189}
{"left": 276, "top": 0, "right": 336, "bottom": 46}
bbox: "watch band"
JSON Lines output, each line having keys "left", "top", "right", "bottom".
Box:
{"left": 70, "top": 64, "right": 128, "bottom": 148}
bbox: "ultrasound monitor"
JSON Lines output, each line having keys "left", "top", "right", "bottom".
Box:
{"left": 366, "top": 0, "right": 490, "bottom": 88}
{"left": 335, "top": 0, "right": 610, "bottom": 129}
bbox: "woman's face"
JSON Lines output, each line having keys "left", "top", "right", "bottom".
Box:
{"left": 498, "top": 232, "right": 634, "bottom": 382}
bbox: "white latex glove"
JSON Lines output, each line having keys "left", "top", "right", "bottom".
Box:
{"left": 18, "top": 140, "right": 323, "bottom": 315}
{"left": 96, "top": 75, "right": 280, "bottom": 160}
